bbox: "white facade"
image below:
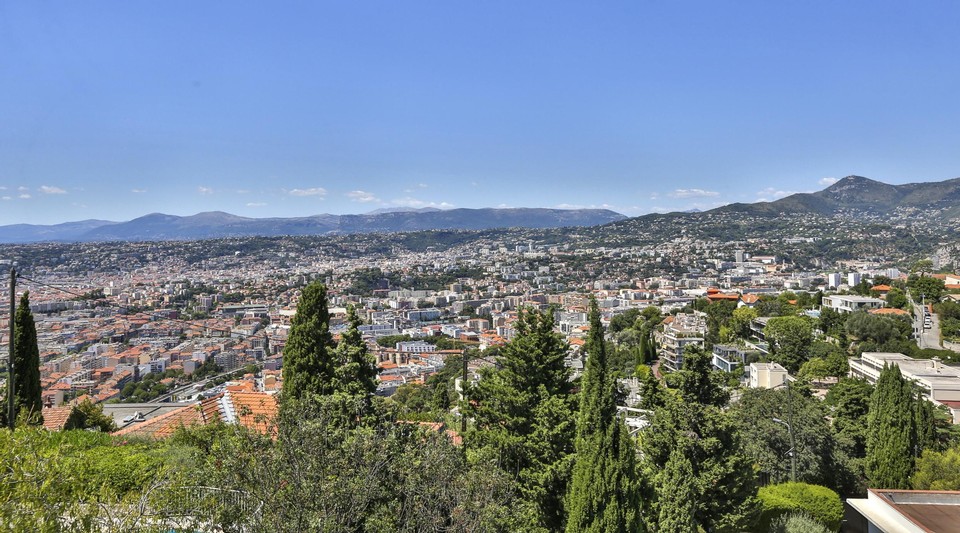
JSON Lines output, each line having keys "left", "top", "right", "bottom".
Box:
{"left": 749, "top": 362, "right": 788, "bottom": 389}
{"left": 822, "top": 295, "right": 886, "bottom": 313}
{"left": 849, "top": 352, "right": 960, "bottom": 423}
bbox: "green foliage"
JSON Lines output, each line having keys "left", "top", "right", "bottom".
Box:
{"left": 672, "top": 344, "right": 730, "bottom": 407}
{"left": 769, "top": 512, "right": 832, "bottom": 533}
{"left": 909, "top": 274, "right": 945, "bottom": 302}
{"left": 171, "top": 398, "right": 517, "bottom": 532}
{"left": 733, "top": 387, "right": 847, "bottom": 491}
{"left": 64, "top": 398, "right": 117, "bottom": 432}
{"left": 912, "top": 446, "right": 960, "bottom": 490}
{"left": 764, "top": 316, "right": 815, "bottom": 373}
{"left": 641, "top": 394, "right": 758, "bottom": 531}
{"left": 656, "top": 446, "right": 697, "bottom": 532}
{"left": 730, "top": 306, "right": 759, "bottom": 341}
{"left": 467, "top": 308, "right": 575, "bottom": 531}
{"left": 331, "top": 306, "right": 378, "bottom": 405}
{"left": 704, "top": 299, "right": 738, "bottom": 347}
{"left": 756, "top": 482, "right": 843, "bottom": 532}
{"left": 376, "top": 333, "right": 413, "bottom": 347}
{"left": 565, "top": 299, "right": 641, "bottom": 532}
{"left": 12, "top": 291, "right": 42, "bottom": 424}
{"left": 866, "top": 364, "right": 917, "bottom": 489}
{"left": 282, "top": 281, "right": 335, "bottom": 401}
{"left": 885, "top": 287, "right": 908, "bottom": 309}
{"left": 0, "top": 428, "right": 183, "bottom": 531}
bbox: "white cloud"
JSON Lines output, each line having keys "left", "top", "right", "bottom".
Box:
{"left": 288, "top": 187, "right": 327, "bottom": 197}
{"left": 236, "top": 189, "right": 250, "bottom": 194}
{"left": 818, "top": 177, "right": 838, "bottom": 186}
{"left": 40, "top": 185, "right": 67, "bottom": 194}
{"left": 1, "top": 196, "right": 10, "bottom": 201}
{"left": 668, "top": 188, "right": 720, "bottom": 199}
{"left": 198, "top": 186, "right": 214, "bottom": 195}
{"left": 554, "top": 203, "right": 619, "bottom": 210}
{"left": 417, "top": 183, "right": 428, "bottom": 189}
{"left": 131, "top": 188, "right": 147, "bottom": 194}
{"left": 346, "top": 190, "right": 380, "bottom": 203}
{"left": 391, "top": 197, "right": 453, "bottom": 209}
{"left": 17, "top": 186, "right": 28, "bottom": 192}
{"left": 246, "top": 202, "right": 267, "bottom": 207}
{"left": 756, "top": 187, "right": 801, "bottom": 202}
{"left": 19, "top": 194, "right": 31, "bottom": 199}
{"left": 0, "top": 187, "right": 7, "bottom": 191}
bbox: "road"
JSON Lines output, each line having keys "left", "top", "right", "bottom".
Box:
{"left": 911, "top": 300, "right": 941, "bottom": 349}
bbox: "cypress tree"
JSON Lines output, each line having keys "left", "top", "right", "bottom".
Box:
{"left": 282, "top": 282, "right": 335, "bottom": 402}
{"left": 866, "top": 364, "right": 916, "bottom": 489}
{"left": 468, "top": 308, "right": 575, "bottom": 530}
{"left": 13, "top": 292, "right": 42, "bottom": 424}
{"left": 913, "top": 390, "right": 936, "bottom": 456}
{"left": 565, "top": 299, "right": 641, "bottom": 532}
{"left": 331, "top": 305, "right": 377, "bottom": 398}
{"left": 657, "top": 446, "right": 697, "bottom": 533}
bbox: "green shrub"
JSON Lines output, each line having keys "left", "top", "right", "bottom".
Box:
{"left": 770, "top": 511, "right": 832, "bottom": 533}
{"left": 757, "top": 482, "right": 843, "bottom": 531}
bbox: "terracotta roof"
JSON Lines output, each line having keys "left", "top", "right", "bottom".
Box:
{"left": 229, "top": 392, "right": 278, "bottom": 433}
{"left": 870, "top": 308, "right": 910, "bottom": 316}
{"left": 740, "top": 294, "right": 760, "bottom": 304}
{"left": 42, "top": 406, "right": 73, "bottom": 431}
{"left": 112, "top": 404, "right": 205, "bottom": 439}
{"left": 871, "top": 284, "right": 892, "bottom": 291}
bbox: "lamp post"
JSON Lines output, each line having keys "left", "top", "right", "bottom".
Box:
{"left": 772, "top": 416, "right": 796, "bottom": 482}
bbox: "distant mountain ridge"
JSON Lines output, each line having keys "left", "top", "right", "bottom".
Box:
{"left": 714, "top": 175, "right": 960, "bottom": 218}
{"left": 0, "top": 208, "right": 627, "bottom": 243}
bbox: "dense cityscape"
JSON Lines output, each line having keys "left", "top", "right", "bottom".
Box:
{"left": 3, "top": 209, "right": 960, "bottom": 530}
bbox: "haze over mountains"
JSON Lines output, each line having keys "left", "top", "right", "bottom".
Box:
{"left": 2, "top": 175, "right": 958, "bottom": 244}
{"left": 0, "top": 207, "right": 627, "bottom": 244}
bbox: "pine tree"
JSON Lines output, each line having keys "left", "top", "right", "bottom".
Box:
{"left": 565, "top": 299, "right": 641, "bottom": 532}
{"left": 641, "top": 395, "right": 758, "bottom": 531}
{"left": 282, "top": 282, "right": 335, "bottom": 402}
{"left": 866, "top": 364, "right": 916, "bottom": 489}
{"left": 12, "top": 292, "right": 42, "bottom": 424}
{"left": 467, "top": 308, "right": 575, "bottom": 530}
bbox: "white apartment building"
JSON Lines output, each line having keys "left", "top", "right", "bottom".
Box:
{"left": 849, "top": 352, "right": 960, "bottom": 423}
{"left": 657, "top": 312, "right": 706, "bottom": 372}
{"left": 822, "top": 295, "right": 886, "bottom": 313}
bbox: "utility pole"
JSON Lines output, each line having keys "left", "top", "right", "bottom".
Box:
{"left": 461, "top": 349, "right": 468, "bottom": 435}
{"left": 7, "top": 267, "right": 15, "bottom": 430}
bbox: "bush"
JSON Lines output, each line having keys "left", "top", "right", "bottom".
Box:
{"left": 770, "top": 512, "right": 832, "bottom": 533}
{"left": 757, "top": 482, "right": 843, "bottom": 532}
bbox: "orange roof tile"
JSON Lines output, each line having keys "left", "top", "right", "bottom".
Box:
{"left": 869, "top": 308, "right": 910, "bottom": 316}
{"left": 42, "top": 406, "right": 73, "bottom": 431}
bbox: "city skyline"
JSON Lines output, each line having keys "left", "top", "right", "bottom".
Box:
{"left": 4, "top": 2, "right": 960, "bottom": 224}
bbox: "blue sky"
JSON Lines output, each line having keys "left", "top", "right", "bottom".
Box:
{"left": 2, "top": 1, "right": 960, "bottom": 225}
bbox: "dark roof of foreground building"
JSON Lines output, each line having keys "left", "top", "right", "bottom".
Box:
{"left": 846, "top": 489, "right": 960, "bottom": 533}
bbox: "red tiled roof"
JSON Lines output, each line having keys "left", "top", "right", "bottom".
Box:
{"left": 42, "top": 406, "right": 72, "bottom": 431}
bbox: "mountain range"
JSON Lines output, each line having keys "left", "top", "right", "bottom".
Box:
{"left": 0, "top": 208, "right": 627, "bottom": 244}
{"left": 715, "top": 175, "right": 960, "bottom": 219}
{"left": 2, "top": 175, "right": 958, "bottom": 244}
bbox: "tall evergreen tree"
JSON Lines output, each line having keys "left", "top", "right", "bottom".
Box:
{"left": 331, "top": 306, "right": 377, "bottom": 399}
{"left": 866, "top": 364, "right": 916, "bottom": 489}
{"left": 12, "top": 292, "right": 42, "bottom": 424}
{"left": 565, "top": 299, "right": 641, "bottom": 532}
{"left": 641, "top": 395, "right": 758, "bottom": 531}
{"left": 282, "top": 282, "right": 335, "bottom": 402}
{"left": 468, "top": 308, "right": 575, "bottom": 531}
{"left": 656, "top": 446, "right": 697, "bottom": 533}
